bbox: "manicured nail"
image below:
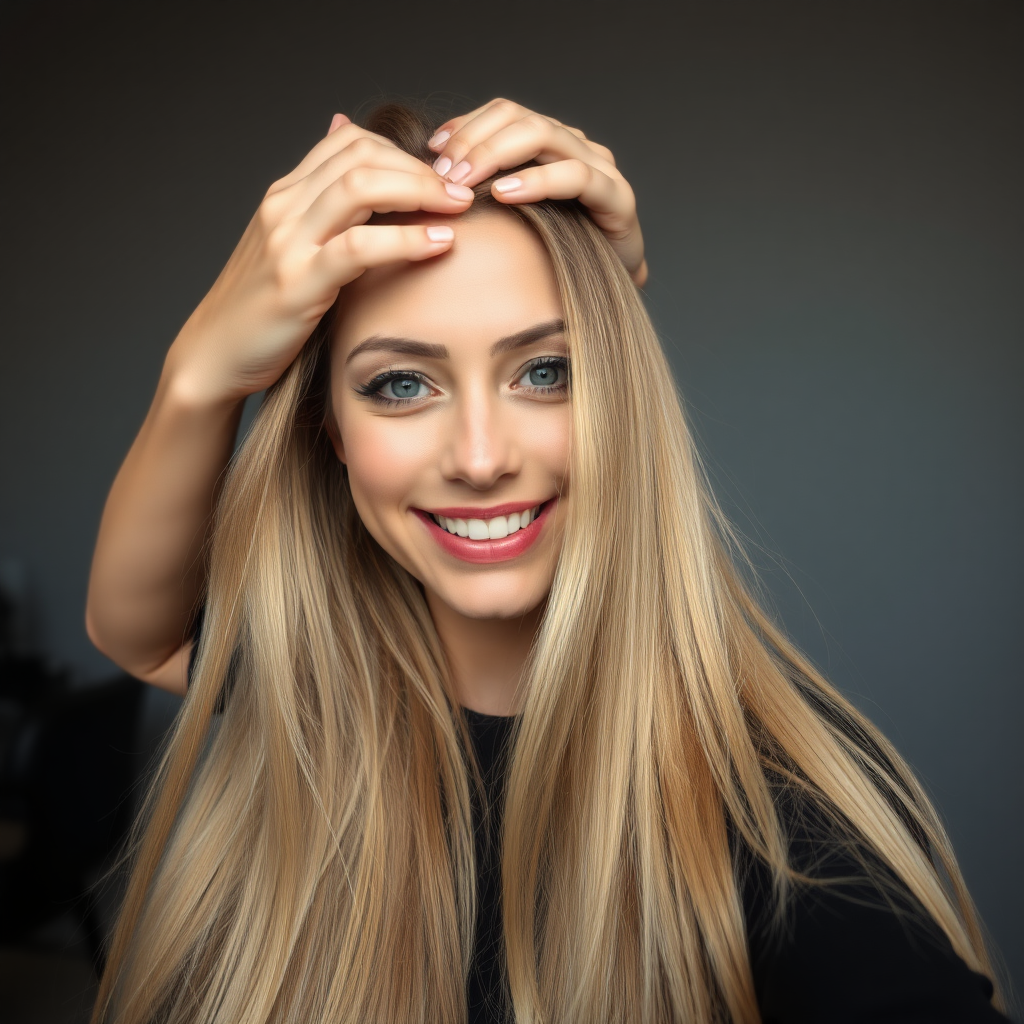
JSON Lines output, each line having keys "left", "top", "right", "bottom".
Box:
{"left": 328, "top": 113, "right": 349, "bottom": 134}
{"left": 493, "top": 176, "right": 522, "bottom": 194}
{"left": 447, "top": 160, "right": 472, "bottom": 184}
{"left": 426, "top": 225, "right": 454, "bottom": 242}
{"left": 433, "top": 155, "right": 452, "bottom": 177}
{"left": 444, "top": 182, "right": 474, "bottom": 200}
{"left": 428, "top": 129, "right": 451, "bottom": 148}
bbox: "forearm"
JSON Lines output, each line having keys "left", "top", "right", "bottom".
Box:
{"left": 85, "top": 353, "right": 245, "bottom": 678}
{"left": 86, "top": 118, "right": 469, "bottom": 683}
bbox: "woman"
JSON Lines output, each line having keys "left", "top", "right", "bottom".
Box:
{"left": 85, "top": 99, "right": 1010, "bottom": 1023}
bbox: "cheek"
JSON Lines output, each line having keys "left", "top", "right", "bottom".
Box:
{"left": 341, "top": 417, "right": 436, "bottom": 517}
{"left": 523, "top": 404, "right": 572, "bottom": 480}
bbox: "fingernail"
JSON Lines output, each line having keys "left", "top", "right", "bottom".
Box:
{"left": 493, "top": 176, "right": 522, "bottom": 194}
{"left": 328, "top": 113, "right": 348, "bottom": 134}
{"left": 444, "top": 182, "right": 474, "bottom": 200}
{"left": 426, "top": 225, "right": 455, "bottom": 242}
{"left": 433, "top": 155, "right": 452, "bottom": 177}
{"left": 447, "top": 160, "right": 471, "bottom": 184}
{"left": 428, "top": 129, "right": 451, "bottom": 148}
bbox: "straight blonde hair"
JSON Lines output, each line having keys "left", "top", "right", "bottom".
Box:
{"left": 92, "top": 103, "right": 1006, "bottom": 1024}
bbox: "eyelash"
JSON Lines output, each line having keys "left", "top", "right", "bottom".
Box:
{"left": 355, "top": 356, "right": 571, "bottom": 409}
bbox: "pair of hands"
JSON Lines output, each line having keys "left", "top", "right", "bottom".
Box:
{"left": 167, "top": 98, "right": 646, "bottom": 406}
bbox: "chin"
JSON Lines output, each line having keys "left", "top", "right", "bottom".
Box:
{"left": 432, "top": 578, "right": 550, "bottom": 622}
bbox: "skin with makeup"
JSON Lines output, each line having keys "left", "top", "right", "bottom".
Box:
{"left": 84, "top": 99, "right": 1013, "bottom": 1024}
{"left": 84, "top": 98, "right": 646, "bottom": 717}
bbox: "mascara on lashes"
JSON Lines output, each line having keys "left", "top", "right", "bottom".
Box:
{"left": 354, "top": 356, "right": 571, "bottom": 408}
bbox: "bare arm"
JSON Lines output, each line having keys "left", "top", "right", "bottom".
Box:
{"left": 84, "top": 115, "right": 475, "bottom": 692}
{"left": 85, "top": 367, "right": 245, "bottom": 695}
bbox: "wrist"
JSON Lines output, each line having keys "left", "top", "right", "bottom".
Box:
{"left": 157, "top": 358, "right": 249, "bottom": 419}
{"left": 161, "top": 329, "right": 253, "bottom": 412}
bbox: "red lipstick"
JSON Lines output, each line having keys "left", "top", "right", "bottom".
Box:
{"left": 413, "top": 499, "right": 557, "bottom": 564}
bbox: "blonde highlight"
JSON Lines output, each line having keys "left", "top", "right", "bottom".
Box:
{"left": 92, "top": 102, "right": 1005, "bottom": 1024}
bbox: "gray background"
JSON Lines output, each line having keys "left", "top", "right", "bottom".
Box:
{"left": 2, "top": 0, "right": 1021, "bottom": 1013}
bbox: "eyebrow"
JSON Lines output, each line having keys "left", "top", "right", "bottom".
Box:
{"left": 344, "top": 317, "right": 566, "bottom": 365}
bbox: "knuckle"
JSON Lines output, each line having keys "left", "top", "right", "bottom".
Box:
{"left": 347, "top": 135, "right": 379, "bottom": 161}
{"left": 269, "top": 247, "right": 300, "bottom": 290}
{"left": 264, "top": 222, "right": 292, "bottom": 259}
{"left": 256, "top": 193, "right": 286, "bottom": 231}
{"left": 499, "top": 98, "right": 529, "bottom": 121}
{"left": 566, "top": 157, "right": 591, "bottom": 178}
{"left": 341, "top": 165, "right": 373, "bottom": 194}
{"left": 339, "top": 228, "right": 364, "bottom": 261}
{"left": 471, "top": 138, "right": 497, "bottom": 163}
{"left": 442, "top": 128, "right": 465, "bottom": 155}
{"left": 521, "top": 112, "right": 552, "bottom": 135}
{"left": 320, "top": 150, "right": 347, "bottom": 179}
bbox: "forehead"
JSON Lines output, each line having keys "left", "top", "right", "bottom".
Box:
{"left": 332, "top": 211, "right": 563, "bottom": 354}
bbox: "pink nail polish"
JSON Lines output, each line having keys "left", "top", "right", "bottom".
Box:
{"left": 448, "top": 160, "right": 471, "bottom": 184}
{"left": 444, "top": 182, "right": 474, "bottom": 200}
{"left": 433, "top": 155, "right": 452, "bottom": 177}
{"left": 428, "top": 130, "right": 451, "bottom": 148}
{"left": 493, "top": 177, "right": 522, "bottom": 193}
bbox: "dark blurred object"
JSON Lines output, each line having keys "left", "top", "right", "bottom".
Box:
{"left": 0, "top": 583, "right": 144, "bottom": 978}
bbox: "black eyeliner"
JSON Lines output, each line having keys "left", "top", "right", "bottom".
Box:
{"left": 353, "top": 355, "right": 571, "bottom": 409}
{"left": 517, "top": 355, "right": 571, "bottom": 393}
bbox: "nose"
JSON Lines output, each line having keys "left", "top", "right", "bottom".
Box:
{"left": 438, "top": 385, "right": 522, "bottom": 490}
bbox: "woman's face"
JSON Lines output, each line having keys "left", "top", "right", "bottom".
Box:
{"left": 328, "top": 210, "right": 570, "bottom": 622}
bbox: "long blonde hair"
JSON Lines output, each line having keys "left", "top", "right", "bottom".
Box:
{"left": 92, "top": 103, "right": 1006, "bottom": 1024}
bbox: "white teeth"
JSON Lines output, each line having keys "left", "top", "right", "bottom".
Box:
{"left": 432, "top": 502, "right": 545, "bottom": 541}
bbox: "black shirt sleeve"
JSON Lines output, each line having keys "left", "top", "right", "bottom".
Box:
{"left": 739, "top": 794, "right": 1010, "bottom": 1023}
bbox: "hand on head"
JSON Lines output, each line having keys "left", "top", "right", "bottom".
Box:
{"left": 165, "top": 114, "right": 477, "bottom": 404}
{"left": 424, "top": 98, "right": 648, "bottom": 288}
{"left": 165, "top": 97, "right": 645, "bottom": 409}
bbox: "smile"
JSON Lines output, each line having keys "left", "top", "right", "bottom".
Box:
{"left": 412, "top": 499, "right": 556, "bottom": 564}
{"left": 429, "top": 503, "right": 542, "bottom": 539}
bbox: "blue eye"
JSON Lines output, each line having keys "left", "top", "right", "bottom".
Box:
{"left": 528, "top": 365, "right": 558, "bottom": 386}
{"left": 356, "top": 370, "right": 432, "bottom": 406}
{"left": 518, "top": 357, "right": 570, "bottom": 393}
{"left": 380, "top": 376, "right": 428, "bottom": 400}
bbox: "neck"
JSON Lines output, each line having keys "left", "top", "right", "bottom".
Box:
{"left": 425, "top": 591, "right": 543, "bottom": 717}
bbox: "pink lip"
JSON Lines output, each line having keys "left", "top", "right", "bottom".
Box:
{"left": 422, "top": 499, "right": 549, "bottom": 519}
{"left": 413, "top": 499, "right": 557, "bottom": 564}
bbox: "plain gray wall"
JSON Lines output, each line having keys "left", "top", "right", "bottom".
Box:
{"left": 2, "top": 0, "right": 1020, "bottom": 1011}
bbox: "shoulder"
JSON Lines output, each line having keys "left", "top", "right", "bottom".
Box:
{"left": 735, "top": 785, "right": 1008, "bottom": 1023}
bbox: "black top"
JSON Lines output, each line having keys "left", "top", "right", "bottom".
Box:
{"left": 462, "top": 709, "right": 1008, "bottom": 1024}
{"left": 187, "top": 624, "right": 1008, "bottom": 1022}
